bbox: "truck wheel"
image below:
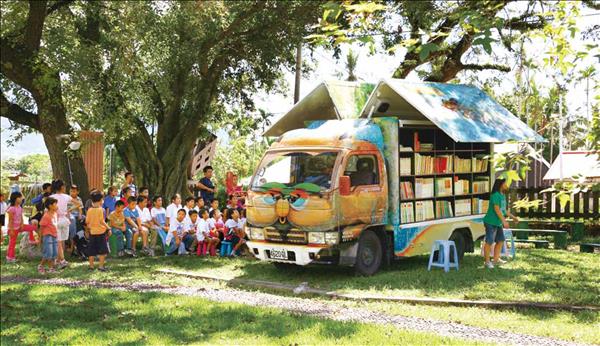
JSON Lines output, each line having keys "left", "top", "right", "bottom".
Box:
{"left": 449, "top": 231, "right": 466, "bottom": 261}
{"left": 355, "top": 231, "right": 382, "bottom": 276}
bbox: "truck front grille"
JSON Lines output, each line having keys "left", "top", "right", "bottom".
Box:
{"left": 264, "top": 228, "right": 307, "bottom": 244}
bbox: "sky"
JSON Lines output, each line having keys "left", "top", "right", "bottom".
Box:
{"left": 1, "top": 6, "right": 598, "bottom": 159}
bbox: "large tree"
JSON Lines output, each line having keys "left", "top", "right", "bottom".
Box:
{"left": 2, "top": 1, "right": 321, "bottom": 197}
{"left": 1, "top": 0, "right": 90, "bottom": 195}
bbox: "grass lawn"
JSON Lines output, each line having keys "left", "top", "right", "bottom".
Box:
{"left": 0, "top": 283, "right": 485, "bottom": 346}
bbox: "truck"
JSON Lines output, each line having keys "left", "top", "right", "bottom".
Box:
{"left": 245, "top": 79, "right": 544, "bottom": 275}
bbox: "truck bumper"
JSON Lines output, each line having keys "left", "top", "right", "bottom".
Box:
{"left": 247, "top": 241, "right": 340, "bottom": 266}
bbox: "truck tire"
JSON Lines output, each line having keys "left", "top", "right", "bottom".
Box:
{"left": 449, "top": 231, "right": 466, "bottom": 261}
{"left": 355, "top": 231, "right": 382, "bottom": 276}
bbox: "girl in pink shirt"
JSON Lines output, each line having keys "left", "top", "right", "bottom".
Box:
{"left": 5, "top": 192, "right": 37, "bottom": 262}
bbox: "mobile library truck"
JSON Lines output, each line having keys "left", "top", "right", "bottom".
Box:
{"left": 246, "top": 79, "right": 544, "bottom": 275}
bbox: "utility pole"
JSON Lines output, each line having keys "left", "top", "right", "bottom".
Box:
{"left": 558, "top": 95, "right": 564, "bottom": 181}
{"left": 294, "top": 42, "right": 302, "bottom": 104}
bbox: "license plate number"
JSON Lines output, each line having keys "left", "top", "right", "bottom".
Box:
{"left": 270, "top": 248, "right": 288, "bottom": 260}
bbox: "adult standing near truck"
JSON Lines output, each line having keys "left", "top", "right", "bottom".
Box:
{"left": 482, "top": 178, "right": 519, "bottom": 269}
{"left": 196, "top": 166, "right": 216, "bottom": 204}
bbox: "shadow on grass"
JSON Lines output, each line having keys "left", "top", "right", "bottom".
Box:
{"left": 1, "top": 283, "right": 361, "bottom": 345}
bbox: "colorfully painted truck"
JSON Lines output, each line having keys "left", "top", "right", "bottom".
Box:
{"left": 246, "top": 79, "right": 544, "bottom": 275}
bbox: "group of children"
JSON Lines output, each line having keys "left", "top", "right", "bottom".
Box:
{"left": 1, "top": 167, "right": 248, "bottom": 273}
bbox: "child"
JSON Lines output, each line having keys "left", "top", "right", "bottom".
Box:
{"left": 136, "top": 196, "right": 155, "bottom": 256}
{"left": 166, "top": 209, "right": 191, "bottom": 255}
{"left": 200, "top": 209, "right": 219, "bottom": 255}
{"left": 5, "top": 192, "right": 37, "bottom": 263}
{"left": 194, "top": 197, "right": 205, "bottom": 213}
{"left": 223, "top": 208, "right": 239, "bottom": 256}
{"left": 150, "top": 196, "right": 169, "bottom": 250}
{"left": 103, "top": 186, "right": 119, "bottom": 218}
{"left": 226, "top": 194, "right": 238, "bottom": 212}
{"left": 186, "top": 210, "right": 201, "bottom": 252}
{"left": 0, "top": 193, "right": 6, "bottom": 244}
{"left": 108, "top": 200, "right": 126, "bottom": 257}
{"left": 38, "top": 197, "right": 58, "bottom": 273}
{"left": 483, "top": 178, "right": 519, "bottom": 269}
{"left": 165, "top": 194, "right": 182, "bottom": 227}
{"left": 208, "top": 199, "right": 219, "bottom": 213}
{"left": 50, "top": 180, "right": 76, "bottom": 268}
{"left": 85, "top": 191, "right": 111, "bottom": 271}
{"left": 67, "top": 185, "right": 83, "bottom": 255}
{"left": 120, "top": 187, "right": 132, "bottom": 204}
{"left": 183, "top": 197, "right": 195, "bottom": 224}
{"left": 138, "top": 187, "right": 153, "bottom": 209}
{"left": 123, "top": 196, "right": 148, "bottom": 257}
{"left": 228, "top": 209, "right": 246, "bottom": 257}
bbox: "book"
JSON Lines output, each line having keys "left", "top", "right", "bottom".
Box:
{"left": 415, "top": 200, "right": 434, "bottom": 222}
{"left": 473, "top": 177, "right": 490, "bottom": 193}
{"left": 413, "top": 132, "right": 420, "bottom": 152}
{"left": 415, "top": 153, "right": 435, "bottom": 174}
{"left": 454, "top": 156, "right": 471, "bottom": 173}
{"left": 399, "top": 145, "right": 413, "bottom": 152}
{"left": 420, "top": 142, "right": 433, "bottom": 151}
{"left": 415, "top": 178, "right": 434, "bottom": 198}
{"left": 434, "top": 155, "right": 452, "bottom": 173}
{"left": 455, "top": 199, "right": 471, "bottom": 216}
{"left": 436, "top": 200, "right": 454, "bottom": 218}
{"left": 400, "top": 181, "right": 414, "bottom": 199}
{"left": 454, "top": 178, "right": 470, "bottom": 195}
{"left": 472, "top": 198, "right": 489, "bottom": 214}
{"left": 473, "top": 155, "right": 489, "bottom": 173}
{"left": 400, "top": 157, "right": 412, "bottom": 176}
{"left": 435, "top": 177, "right": 452, "bottom": 197}
{"left": 400, "top": 202, "right": 414, "bottom": 223}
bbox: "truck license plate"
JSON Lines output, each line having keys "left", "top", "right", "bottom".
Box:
{"left": 270, "top": 248, "right": 288, "bottom": 260}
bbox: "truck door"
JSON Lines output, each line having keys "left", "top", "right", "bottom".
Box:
{"left": 339, "top": 152, "right": 386, "bottom": 225}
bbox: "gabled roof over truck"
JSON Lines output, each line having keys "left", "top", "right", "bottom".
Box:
{"left": 360, "top": 78, "right": 546, "bottom": 143}
{"left": 263, "top": 80, "right": 374, "bottom": 137}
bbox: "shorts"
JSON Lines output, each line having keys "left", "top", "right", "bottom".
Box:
{"left": 484, "top": 223, "right": 505, "bottom": 244}
{"left": 42, "top": 235, "right": 58, "bottom": 260}
{"left": 57, "top": 218, "right": 70, "bottom": 241}
{"left": 87, "top": 234, "right": 109, "bottom": 256}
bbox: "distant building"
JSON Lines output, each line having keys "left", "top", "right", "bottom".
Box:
{"left": 543, "top": 151, "right": 600, "bottom": 184}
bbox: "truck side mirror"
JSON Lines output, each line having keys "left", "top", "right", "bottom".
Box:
{"left": 339, "top": 176, "right": 351, "bottom": 196}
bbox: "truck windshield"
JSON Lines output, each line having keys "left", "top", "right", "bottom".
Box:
{"left": 252, "top": 151, "right": 338, "bottom": 191}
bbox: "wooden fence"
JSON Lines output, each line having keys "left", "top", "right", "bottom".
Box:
{"left": 510, "top": 187, "right": 600, "bottom": 220}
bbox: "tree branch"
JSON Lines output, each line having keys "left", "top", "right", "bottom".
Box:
{"left": 462, "top": 63, "right": 511, "bottom": 72}
{"left": 23, "top": 0, "right": 48, "bottom": 52}
{"left": 0, "top": 91, "right": 40, "bottom": 129}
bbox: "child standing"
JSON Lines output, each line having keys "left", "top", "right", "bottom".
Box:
{"left": 86, "top": 192, "right": 111, "bottom": 271}
{"left": 108, "top": 200, "right": 127, "bottom": 257}
{"left": 5, "top": 192, "right": 37, "bottom": 263}
{"left": 50, "top": 180, "right": 75, "bottom": 268}
{"left": 38, "top": 197, "right": 59, "bottom": 273}
{"left": 0, "top": 193, "right": 6, "bottom": 244}
{"left": 67, "top": 185, "right": 83, "bottom": 255}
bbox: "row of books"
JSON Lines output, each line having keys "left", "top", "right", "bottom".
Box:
{"left": 400, "top": 202, "right": 415, "bottom": 223}
{"left": 400, "top": 198, "right": 490, "bottom": 223}
{"left": 454, "top": 179, "right": 470, "bottom": 195}
{"left": 415, "top": 200, "right": 435, "bottom": 222}
{"left": 400, "top": 181, "right": 414, "bottom": 199}
{"left": 435, "top": 177, "right": 452, "bottom": 197}
{"left": 415, "top": 178, "right": 434, "bottom": 198}
{"left": 473, "top": 177, "right": 490, "bottom": 193}
{"left": 473, "top": 156, "right": 489, "bottom": 173}
{"left": 455, "top": 199, "right": 471, "bottom": 216}
{"left": 472, "top": 198, "right": 489, "bottom": 214}
{"left": 400, "top": 157, "right": 412, "bottom": 175}
{"left": 454, "top": 157, "right": 471, "bottom": 173}
{"left": 436, "top": 200, "right": 453, "bottom": 218}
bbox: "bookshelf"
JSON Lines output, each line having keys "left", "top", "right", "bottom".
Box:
{"left": 398, "top": 127, "right": 491, "bottom": 224}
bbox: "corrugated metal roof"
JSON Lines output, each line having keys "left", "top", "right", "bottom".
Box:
{"left": 362, "top": 79, "right": 546, "bottom": 143}
{"left": 543, "top": 151, "right": 600, "bottom": 181}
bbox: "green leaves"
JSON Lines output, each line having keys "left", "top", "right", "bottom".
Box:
{"left": 418, "top": 43, "right": 439, "bottom": 61}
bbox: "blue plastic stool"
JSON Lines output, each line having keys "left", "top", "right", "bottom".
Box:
{"left": 220, "top": 241, "right": 232, "bottom": 257}
{"left": 502, "top": 229, "right": 516, "bottom": 259}
{"left": 428, "top": 240, "right": 459, "bottom": 272}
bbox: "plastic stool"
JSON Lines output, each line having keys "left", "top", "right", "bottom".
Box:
{"left": 503, "top": 229, "right": 516, "bottom": 259}
{"left": 196, "top": 241, "right": 208, "bottom": 256}
{"left": 220, "top": 241, "right": 232, "bottom": 257}
{"left": 428, "top": 240, "right": 459, "bottom": 272}
{"left": 108, "top": 234, "right": 119, "bottom": 257}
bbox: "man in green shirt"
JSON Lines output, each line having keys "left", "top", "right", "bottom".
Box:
{"left": 483, "top": 178, "right": 519, "bottom": 269}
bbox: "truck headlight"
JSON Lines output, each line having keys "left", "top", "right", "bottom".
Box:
{"left": 248, "top": 228, "right": 264, "bottom": 240}
{"left": 325, "top": 232, "right": 339, "bottom": 245}
{"left": 308, "top": 232, "right": 325, "bottom": 244}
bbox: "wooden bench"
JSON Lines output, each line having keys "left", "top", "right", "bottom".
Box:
{"left": 580, "top": 243, "right": 600, "bottom": 253}
{"left": 505, "top": 228, "right": 568, "bottom": 249}
{"left": 514, "top": 239, "right": 550, "bottom": 249}
{"left": 517, "top": 219, "right": 585, "bottom": 241}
